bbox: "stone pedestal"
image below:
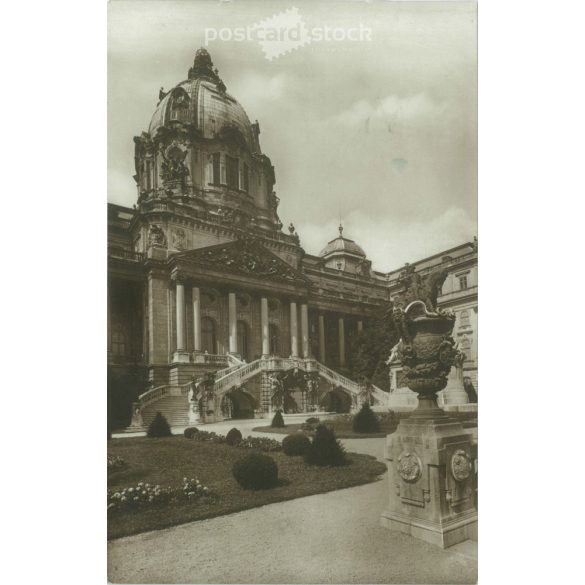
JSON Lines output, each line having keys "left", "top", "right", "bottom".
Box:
{"left": 172, "top": 350, "right": 190, "bottom": 363}
{"left": 388, "top": 385, "right": 418, "bottom": 411}
{"left": 380, "top": 400, "right": 477, "bottom": 548}
{"left": 187, "top": 401, "right": 200, "bottom": 425}
{"left": 438, "top": 365, "right": 469, "bottom": 411}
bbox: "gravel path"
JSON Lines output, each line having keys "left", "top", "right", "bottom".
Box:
{"left": 108, "top": 422, "right": 477, "bottom": 584}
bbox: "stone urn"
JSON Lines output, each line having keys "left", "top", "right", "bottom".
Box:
{"left": 397, "top": 300, "right": 458, "bottom": 418}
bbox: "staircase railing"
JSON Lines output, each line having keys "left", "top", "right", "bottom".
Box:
{"left": 129, "top": 357, "right": 388, "bottom": 428}
{"left": 214, "top": 359, "right": 263, "bottom": 394}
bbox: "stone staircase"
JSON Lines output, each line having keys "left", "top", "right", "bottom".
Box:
{"left": 129, "top": 357, "right": 388, "bottom": 429}
{"left": 141, "top": 395, "right": 190, "bottom": 428}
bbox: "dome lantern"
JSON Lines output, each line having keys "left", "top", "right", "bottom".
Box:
{"left": 319, "top": 224, "right": 371, "bottom": 276}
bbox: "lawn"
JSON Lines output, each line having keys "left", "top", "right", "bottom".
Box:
{"left": 253, "top": 411, "right": 477, "bottom": 438}
{"left": 252, "top": 416, "right": 398, "bottom": 438}
{"left": 107, "top": 436, "right": 387, "bottom": 540}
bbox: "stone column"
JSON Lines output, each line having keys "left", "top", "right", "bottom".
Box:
{"left": 300, "top": 303, "right": 309, "bottom": 358}
{"left": 173, "top": 280, "right": 189, "bottom": 362}
{"left": 261, "top": 296, "right": 270, "bottom": 357}
{"left": 338, "top": 316, "right": 346, "bottom": 367}
{"left": 318, "top": 314, "right": 326, "bottom": 363}
{"left": 290, "top": 301, "right": 298, "bottom": 357}
{"left": 228, "top": 292, "right": 237, "bottom": 354}
{"left": 192, "top": 286, "right": 201, "bottom": 353}
{"left": 176, "top": 281, "right": 185, "bottom": 351}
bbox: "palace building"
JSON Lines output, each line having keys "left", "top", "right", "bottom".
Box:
{"left": 107, "top": 49, "right": 477, "bottom": 429}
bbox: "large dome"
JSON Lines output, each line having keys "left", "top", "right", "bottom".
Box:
{"left": 319, "top": 225, "right": 366, "bottom": 258}
{"left": 148, "top": 48, "right": 261, "bottom": 154}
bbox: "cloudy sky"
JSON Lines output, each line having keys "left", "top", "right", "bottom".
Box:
{"left": 108, "top": 0, "right": 477, "bottom": 271}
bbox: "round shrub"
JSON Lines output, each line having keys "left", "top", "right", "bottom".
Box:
{"left": 147, "top": 412, "right": 172, "bottom": 438}
{"left": 226, "top": 427, "right": 243, "bottom": 446}
{"left": 306, "top": 417, "right": 320, "bottom": 424}
{"left": 282, "top": 433, "right": 311, "bottom": 456}
{"left": 184, "top": 427, "right": 199, "bottom": 439}
{"left": 271, "top": 410, "right": 285, "bottom": 428}
{"left": 304, "top": 424, "right": 347, "bottom": 467}
{"left": 352, "top": 403, "right": 381, "bottom": 434}
{"left": 232, "top": 453, "right": 279, "bottom": 490}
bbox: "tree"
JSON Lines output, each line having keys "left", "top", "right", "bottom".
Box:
{"left": 348, "top": 306, "right": 399, "bottom": 392}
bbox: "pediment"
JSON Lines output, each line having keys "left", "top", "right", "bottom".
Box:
{"left": 171, "top": 238, "right": 310, "bottom": 285}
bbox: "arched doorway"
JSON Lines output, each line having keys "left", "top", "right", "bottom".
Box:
{"left": 201, "top": 317, "right": 217, "bottom": 354}
{"left": 321, "top": 388, "right": 352, "bottom": 413}
{"left": 223, "top": 388, "right": 258, "bottom": 419}
{"left": 237, "top": 320, "right": 250, "bottom": 361}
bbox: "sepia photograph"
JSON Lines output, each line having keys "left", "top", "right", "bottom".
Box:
{"left": 107, "top": 1, "right": 477, "bottom": 582}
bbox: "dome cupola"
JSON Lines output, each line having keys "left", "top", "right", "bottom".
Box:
{"left": 319, "top": 225, "right": 371, "bottom": 276}
{"left": 133, "top": 49, "right": 282, "bottom": 234}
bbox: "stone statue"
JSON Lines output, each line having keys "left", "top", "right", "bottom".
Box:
{"left": 395, "top": 265, "right": 449, "bottom": 314}
{"left": 148, "top": 224, "right": 167, "bottom": 247}
{"left": 386, "top": 342, "right": 400, "bottom": 366}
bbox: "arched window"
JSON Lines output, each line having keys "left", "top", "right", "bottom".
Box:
{"left": 269, "top": 324, "right": 280, "bottom": 356}
{"left": 201, "top": 317, "right": 217, "bottom": 354}
{"left": 237, "top": 320, "right": 249, "bottom": 361}
{"left": 111, "top": 326, "right": 127, "bottom": 357}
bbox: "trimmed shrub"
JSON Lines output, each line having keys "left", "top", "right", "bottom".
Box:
{"left": 352, "top": 403, "right": 381, "bottom": 434}
{"left": 184, "top": 427, "right": 199, "bottom": 439}
{"left": 282, "top": 433, "right": 311, "bottom": 456}
{"left": 271, "top": 410, "right": 285, "bottom": 428}
{"left": 226, "top": 427, "right": 243, "bottom": 446}
{"left": 147, "top": 412, "right": 172, "bottom": 438}
{"left": 301, "top": 422, "right": 316, "bottom": 432}
{"left": 306, "top": 417, "right": 320, "bottom": 424}
{"left": 304, "top": 425, "right": 347, "bottom": 467}
{"left": 232, "top": 454, "right": 279, "bottom": 490}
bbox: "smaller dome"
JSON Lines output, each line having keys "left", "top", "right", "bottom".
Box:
{"left": 319, "top": 225, "right": 366, "bottom": 258}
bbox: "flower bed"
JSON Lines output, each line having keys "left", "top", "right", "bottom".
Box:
{"left": 107, "top": 455, "right": 126, "bottom": 471}
{"left": 107, "top": 477, "right": 211, "bottom": 513}
{"left": 186, "top": 430, "right": 282, "bottom": 452}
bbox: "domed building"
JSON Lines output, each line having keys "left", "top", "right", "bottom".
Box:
{"left": 108, "top": 50, "right": 478, "bottom": 430}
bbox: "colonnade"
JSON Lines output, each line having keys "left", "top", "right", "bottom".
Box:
{"left": 172, "top": 281, "right": 363, "bottom": 363}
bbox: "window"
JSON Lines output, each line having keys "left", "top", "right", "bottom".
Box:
{"left": 237, "top": 320, "right": 249, "bottom": 361}
{"left": 226, "top": 155, "right": 239, "bottom": 190}
{"left": 460, "top": 310, "right": 470, "bottom": 327}
{"left": 459, "top": 275, "right": 468, "bottom": 290}
{"left": 243, "top": 163, "right": 249, "bottom": 192}
{"left": 460, "top": 338, "right": 471, "bottom": 361}
{"left": 201, "top": 317, "right": 217, "bottom": 354}
{"left": 269, "top": 324, "right": 280, "bottom": 356}
{"left": 144, "top": 160, "right": 152, "bottom": 191}
{"left": 111, "top": 328, "right": 127, "bottom": 357}
{"left": 212, "top": 153, "right": 221, "bottom": 185}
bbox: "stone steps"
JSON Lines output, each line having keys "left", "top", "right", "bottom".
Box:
{"left": 142, "top": 396, "right": 190, "bottom": 427}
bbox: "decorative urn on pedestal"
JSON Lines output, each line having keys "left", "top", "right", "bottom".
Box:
{"left": 380, "top": 267, "right": 477, "bottom": 548}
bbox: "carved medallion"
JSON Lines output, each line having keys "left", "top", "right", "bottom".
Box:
{"left": 397, "top": 451, "right": 422, "bottom": 483}
{"left": 450, "top": 449, "right": 472, "bottom": 482}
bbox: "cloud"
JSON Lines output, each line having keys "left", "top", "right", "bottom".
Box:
{"left": 330, "top": 93, "right": 449, "bottom": 132}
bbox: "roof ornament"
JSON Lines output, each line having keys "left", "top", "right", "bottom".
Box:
{"left": 188, "top": 47, "right": 226, "bottom": 91}
{"left": 338, "top": 223, "right": 344, "bottom": 237}
{"left": 158, "top": 86, "right": 168, "bottom": 105}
